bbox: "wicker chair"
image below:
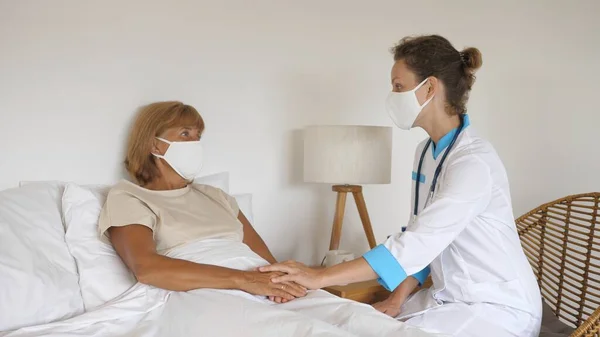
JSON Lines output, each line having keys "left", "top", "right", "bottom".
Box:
{"left": 516, "top": 193, "right": 600, "bottom": 337}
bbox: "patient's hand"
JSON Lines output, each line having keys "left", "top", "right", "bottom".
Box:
{"left": 268, "top": 295, "right": 287, "bottom": 303}
{"left": 267, "top": 272, "right": 306, "bottom": 304}
{"left": 252, "top": 268, "right": 306, "bottom": 303}
{"left": 238, "top": 271, "right": 307, "bottom": 301}
{"left": 259, "top": 260, "right": 324, "bottom": 290}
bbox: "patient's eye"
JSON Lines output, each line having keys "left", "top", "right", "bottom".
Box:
{"left": 181, "top": 130, "right": 190, "bottom": 137}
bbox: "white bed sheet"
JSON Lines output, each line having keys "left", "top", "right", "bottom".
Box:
{"left": 1, "top": 239, "right": 446, "bottom": 337}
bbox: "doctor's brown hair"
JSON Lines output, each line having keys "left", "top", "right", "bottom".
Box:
{"left": 392, "top": 35, "right": 483, "bottom": 115}
{"left": 124, "top": 101, "right": 205, "bottom": 186}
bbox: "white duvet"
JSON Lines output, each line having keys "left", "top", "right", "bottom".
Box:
{"left": 1, "top": 239, "right": 445, "bottom": 337}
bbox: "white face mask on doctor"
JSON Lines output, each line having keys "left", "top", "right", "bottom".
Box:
{"left": 385, "top": 78, "right": 434, "bottom": 130}
{"left": 152, "top": 137, "right": 203, "bottom": 181}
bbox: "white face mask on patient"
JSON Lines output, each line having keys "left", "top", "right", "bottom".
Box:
{"left": 385, "top": 78, "right": 434, "bottom": 130}
{"left": 152, "top": 137, "right": 204, "bottom": 181}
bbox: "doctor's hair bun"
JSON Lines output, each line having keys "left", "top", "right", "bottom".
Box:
{"left": 460, "top": 47, "right": 483, "bottom": 73}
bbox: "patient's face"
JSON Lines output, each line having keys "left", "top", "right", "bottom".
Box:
{"left": 160, "top": 125, "right": 201, "bottom": 142}
{"left": 154, "top": 125, "right": 202, "bottom": 154}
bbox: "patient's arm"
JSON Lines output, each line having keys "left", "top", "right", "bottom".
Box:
{"left": 239, "top": 211, "right": 277, "bottom": 264}
{"left": 108, "top": 224, "right": 305, "bottom": 300}
{"left": 239, "top": 212, "right": 308, "bottom": 303}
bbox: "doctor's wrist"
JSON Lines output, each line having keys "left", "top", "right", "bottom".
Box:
{"left": 388, "top": 289, "right": 409, "bottom": 304}
{"left": 313, "top": 267, "right": 332, "bottom": 289}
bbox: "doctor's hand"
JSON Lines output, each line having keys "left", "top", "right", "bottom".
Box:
{"left": 238, "top": 271, "right": 307, "bottom": 301}
{"left": 252, "top": 267, "right": 307, "bottom": 303}
{"left": 259, "top": 260, "right": 325, "bottom": 290}
{"left": 267, "top": 272, "right": 307, "bottom": 304}
{"left": 372, "top": 296, "right": 404, "bottom": 318}
{"left": 373, "top": 276, "right": 418, "bottom": 317}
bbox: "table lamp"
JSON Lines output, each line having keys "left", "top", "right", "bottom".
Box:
{"left": 303, "top": 125, "right": 392, "bottom": 251}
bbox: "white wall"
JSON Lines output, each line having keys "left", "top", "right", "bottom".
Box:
{"left": 1, "top": 0, "right": 598, "bottom": 264}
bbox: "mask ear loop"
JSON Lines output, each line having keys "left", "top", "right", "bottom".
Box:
{"left": 153, "top": 137, "right": 172, "bottom": 158}
{"left": 155, "top": 137, "right": 172, "bottom": 144}
{"left": 416, "top": 78, "right": 435, "bottom": 108}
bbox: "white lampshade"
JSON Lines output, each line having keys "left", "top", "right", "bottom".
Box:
{"left": 303, "top": 125, "right": 393, "bottom": 184}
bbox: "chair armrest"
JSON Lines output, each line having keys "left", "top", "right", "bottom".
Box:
{"left": 570, "top": 306, "right": 600, "bottom": 337}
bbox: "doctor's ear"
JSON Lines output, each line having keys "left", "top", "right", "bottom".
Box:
{"left": 427, "top": 77, "right": 439, "bottom": 97}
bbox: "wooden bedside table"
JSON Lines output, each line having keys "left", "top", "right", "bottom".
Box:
{"left": 323, "top": 277, "right": 433, "bottom": 304}
{"left": 324, "top": 280, "right": 390, "bottom": 304}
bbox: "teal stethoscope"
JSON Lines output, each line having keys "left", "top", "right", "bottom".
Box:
{"left": 402, "top": 117, "right": 465, "bottom": 232}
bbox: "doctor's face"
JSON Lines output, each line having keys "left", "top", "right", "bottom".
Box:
{"left": 390, "top": 60, "right": 430, "bottom": 104}
{"left": 390, "top": 60, "right": 436, "bottom": 129}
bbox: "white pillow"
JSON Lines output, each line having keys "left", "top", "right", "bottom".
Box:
{"left": 62, "top": 183, "right": 133, "bottom": 311}
{"left": 0, "top": 184, "right": 84, "bottom": 331}
{"left": 233, "top": 193, "right": 254, "bottom": 224}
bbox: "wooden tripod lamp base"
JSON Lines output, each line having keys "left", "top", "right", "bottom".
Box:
{"left": 329, "top": 185, "right": 377, "bottom": 251}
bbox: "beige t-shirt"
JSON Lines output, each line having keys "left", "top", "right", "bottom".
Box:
{"left": 98, "top": 180, "right": 243, "bottom": 253}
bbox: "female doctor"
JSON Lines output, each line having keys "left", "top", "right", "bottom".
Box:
{"left": 260, "top": 35, "right": 542, "bottom": 337}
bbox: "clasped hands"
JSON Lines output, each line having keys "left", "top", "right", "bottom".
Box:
{"left": 253, "top": 260, "right": 406, "bottom": 317}
{"left": 243, "top": 260, "right": 323, "bottom": 303}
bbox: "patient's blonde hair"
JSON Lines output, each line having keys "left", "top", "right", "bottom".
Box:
{"left": 125, "top": 101, "right": 205, "bottom": 186}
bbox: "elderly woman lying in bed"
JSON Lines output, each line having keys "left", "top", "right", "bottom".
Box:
{"left": 99, "top": 101, "right": 305, "bottom": 303}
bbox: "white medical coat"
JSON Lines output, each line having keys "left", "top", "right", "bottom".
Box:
{"left": 377, "top": 126, "right": 542, "bottom": 336}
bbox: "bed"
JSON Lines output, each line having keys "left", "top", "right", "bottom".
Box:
{"left": 0, "top": 175, "right": 444, "bottom": 337}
